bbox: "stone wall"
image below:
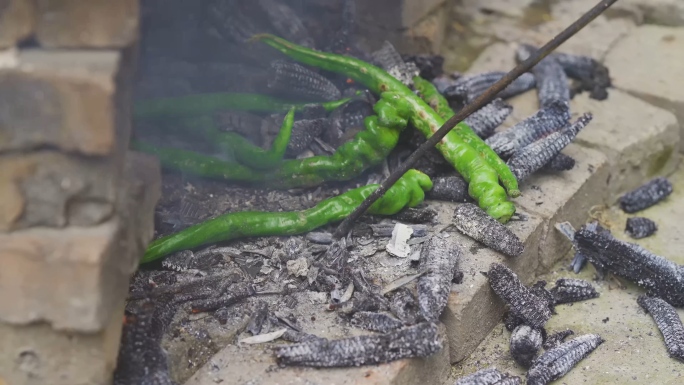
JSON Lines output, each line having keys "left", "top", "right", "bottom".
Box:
{"left": 0, "top": 1, "right": 160, "bottom": 385}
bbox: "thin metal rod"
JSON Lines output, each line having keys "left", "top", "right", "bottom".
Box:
{"left": 333, "top": 0, "right": 619, "bottom": 239}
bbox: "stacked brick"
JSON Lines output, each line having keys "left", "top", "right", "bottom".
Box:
{"left": 0, "top": 1, "right": 160, "bottom": 385}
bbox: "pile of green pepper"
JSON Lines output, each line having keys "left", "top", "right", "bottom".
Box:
{"left": 133, "top": 34, "right": 521, "bottom": 263}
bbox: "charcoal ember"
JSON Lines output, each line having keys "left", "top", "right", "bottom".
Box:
{"left": 300, "top": 104, "right": 327, "bottom": 119}
{"left": 389, "top": 288, "right": 422, "bottom": 325}
{"left": 625, "top": 217, "right": 658, "bottom": 239}
{"left": 350, "top": 269, "right": 390, "bottom": 310}
{"left": 370, "top": 41, "right": 419, "bottom": 87}
{"left": 320, "top": 238, "right": 351, "bottom": 271}
{"left": 619, "top": 177, "right": 673, "bottom": 213}
{"left": 464, "top": 98, "right": 513, "bottom": 139}
{"left": 426, "top": 176, "right": 470, "bottom": 203}
{"left": 453, "top": 204, "right": 524, "bottom": 257}
{"left": 542, "top": 153, "right": 576, "bottom": 172}
{"left": 575, "top": 222, "right": 684, "bottom": 307}
{"left": 189, "top": 282, "right": 256, "bottom": 313}
{"left": 510, "top": 324, "right": 543, "bottom": 368}
{"left": 487, "top": 263, "right": 552, "bottom": 329}
{"left": 286, "top": 118, "right": 330, "bottom": 156}
{"left": 350, "top": 311, "right": 404, "bottom": 333}
{"left": 327, "top": 98, "right": 374, "bottom": 146}
{"left": 273, "top": 322, "right": 443, "bottom": 367}
{"left": 530, "top": 280, "right": 556, "bottom": 312}
{"left": 454, "top": 367, "right": 522, "bottom": 385}
{"left": 401, "top": 54, "right": 445, "bottom": 80}
{"left": 570, "top": 251, "right": 588, "bottom": 274}
{"left": 507, "top": 113, "right": 592, "bottom": 181}
{"left": 257, "top": 0, "right": 314, "bottom": 48}
{"left": 445, "top": 71, "right": 537, "bottom": 103}
{"left": 324, "top": 0, "right": 370, "bottom": 61}
{"left": 549, "top": 278, "right": 599, "bottom": 305}
{"left": 517, "top": 45, "right": 570, "bottom": 109}
{"left": 247, "top": 301, "right": 270, "bottom": 335}
{"left": 485, "top": 100, "right": 570, "bottom": 159}
{"left": 114, "top": 301, "right": 179, "bottom": 385}
{"left": 504, "top": 312, "right": 525, "bottom": 332}
{"left": 554, "top": 222, "right": 587, "bottom": 274}
{"left": 161, "top": 250, "right": 197, "bottom": 272}
{"left": 637, "top": 295, "right": 684, "bottom": 361}
{"left": 206, "top": 0, "right": 266, "bottom": 44}
{"left": 215, "top": 110, "right": 265, "bottom": 144}
{"left": 339, "top": 292, "right": 388, "bottom": 315}
{"left": 543, "top": 329, "right": 575, "bottom": 350}
{"left": 552, "top": 51, "right": 610, "bottom": 101}
{"left": 267, "top": 60, "right": 342, "bottom": 101}
{"left": 417, "top": 236, "right": 462, "bottom": 322}
{"left": 390, "top": 207, "right": 438, "bottom": 224}
{"left": 527, "top": 334, "right": 604, "bottom": 385}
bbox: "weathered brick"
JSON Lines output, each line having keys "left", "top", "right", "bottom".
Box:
{"left": 34, "top": 0, "right": 139, "bottom": 48}
{"left": 0, "top": 0, "right": 35, "bottom": 48}
{"left": 0, "top": 48, "right": 132, "bottom": 156}
{"left": 603, "top": 26, "right": 684, "bottom": 152}
{"left": 0, "top": 151, "right": 161, "bottom": 331}
{"left": 572, "top": 90, "right": 680, "bottom": 198}
{"left": 0, "top": 151, "right": 120, "bottom": 231}
{"left": 441, "top": 207, "right": 544, "bottom": 363}
{"left": 0, "top": 301, "right": 124, "bottom": 385}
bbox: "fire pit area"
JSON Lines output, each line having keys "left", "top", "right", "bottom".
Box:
{"left": 1, "top": 1, "right": 684, "bottom": 385}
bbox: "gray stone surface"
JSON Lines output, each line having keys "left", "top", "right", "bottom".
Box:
{"left": 572, "top": 90, "right": 681, "bottom": 198}
{"left": 608, "top": 0, "right": 684, "bottom": 26}
{"left": 604, "top": 25, "right": 684, "bottom": 152}
{"left": 0, "top": 151, "right": 161, "bottom": 331}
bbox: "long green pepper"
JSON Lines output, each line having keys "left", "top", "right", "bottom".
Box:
{"left": 412, "top": 76, "right": 521, "bottom": 197}
{"left": 133, "top": 105, "right": 403, "bottom": 189}
{"left": 252, "top": 34, "right": 517, "bottom": 222}
{"left": 141, "top": 169, "right": 433, "bottom": 263}
{"left": 134, "top": 92, "right": 353, "bottom": 120}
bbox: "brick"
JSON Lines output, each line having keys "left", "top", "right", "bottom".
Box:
{"left": 34, "top": 0, "right": 139, "bottom": 48}
{"left": 603, "top": 26, "right": 684, "bottom": 152}
{"left": 572, "top": 90, "right": 680, "bottom": 198}
{"left": 441, "top": 207, "right": 544, "bottom": 363}
{"left": 515, "top": 144, "right": 610, "bottom": 273}
{"left": 357, "top": 1, "right": 448, "bottom": 54}
{"left": 0, "top": 301, "right": 124, "bottom": 385}
{"left": 0, "top": 151, "right": 120, "bottom": 231}
{"left": 0, "top": 0, "right": 35, "bottom": 48}
{"left": 0, "top": 48, "right": 132, "bottom": 156}
{"left": 0, "top": 151, "right": 160, "bottom": 331}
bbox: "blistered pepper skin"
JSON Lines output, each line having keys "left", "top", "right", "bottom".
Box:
{"left": 141, "top": 170, "right": 432, "bottom": 263}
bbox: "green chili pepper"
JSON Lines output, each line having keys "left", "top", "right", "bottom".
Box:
{"left": 141, "top": 169, "right": 433, "bottom": 263}
{"left": 185, "top": 108, "right": 295, "bottom": 170}
{"left": 252, "top": 34, "right": 516, "bottom": 222}
{"left": 132, "top": 104, "right": 403, "bottom": 189}
{"left": 376, "top": 92, "right": 515, "bottom": 222}
{"left": 133, "top": 92, "right": 352, "bottom": 120}
{"left": 412, "top": 76, "right": 521, "bottom": 198}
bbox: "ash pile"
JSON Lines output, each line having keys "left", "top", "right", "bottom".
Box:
{"left": 115, "top": 0, "right": 614, "bottom": 384}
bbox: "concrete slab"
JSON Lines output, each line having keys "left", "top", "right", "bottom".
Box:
{"left": 572, "top": 90, "right": 680, "bottom": 199}
{"left": 604, "top": 25, "right": 684, "bottom": 152}
{"left": 451, "top": 165, "right": 684, "bottom": 383}
{"left": 515, "top": 144, "right": 610, "bottom": 274}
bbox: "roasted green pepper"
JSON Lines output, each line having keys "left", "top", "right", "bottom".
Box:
{"left": 252, "top": 33, "right": 517, "bottom": 222}
{"left": 141, "top": 169, "right": 433, "bottom": 263}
